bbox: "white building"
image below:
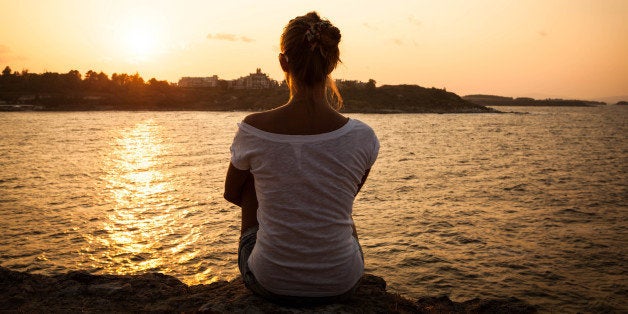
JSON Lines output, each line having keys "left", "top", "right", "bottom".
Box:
{"left": 178, "top": 75, "right": 219, "bottom": 88}
{"left": 229, "top": 69, "right": 277, "bottom": 89}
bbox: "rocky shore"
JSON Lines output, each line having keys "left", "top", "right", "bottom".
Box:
{"left": 1, "top": 266, "right": 536, "bottom": 313}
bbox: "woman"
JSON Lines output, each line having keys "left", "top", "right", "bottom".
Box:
{"left": 224, "top": 12, "right": 379, "bottom": 305}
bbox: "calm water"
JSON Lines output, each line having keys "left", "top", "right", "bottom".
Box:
{"left": 0, "top": 107, "right": 626, "bottom": 312}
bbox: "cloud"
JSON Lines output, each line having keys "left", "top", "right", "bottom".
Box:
{"left": 363, "top": 22, "right": 378, "bottom": 31}
{"left": 408, "top": 15, "right": 422, "bottom": 27}
{"left": 206, "top": 33, "right": 254, "bottom": 43}
{"left": 0, "top": 44, "right": 11, "bottom": 54}
{"left": 207, "top": 33, "right": 237, "bottom": 41}
{"left": 0, "top": 44, "right": 26, "bottom": 63}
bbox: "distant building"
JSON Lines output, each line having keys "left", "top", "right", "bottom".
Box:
{"left": 178, "top": 75, "right": 219, "bottom": 88}
{"left": 178, "top": 69, "right": 278, "bottom": 89}
{"left": 335, "top": 79, "right": 367, "bottom": 89}
{"left": 229, "top": 68, "right": 277, "bottom": 89}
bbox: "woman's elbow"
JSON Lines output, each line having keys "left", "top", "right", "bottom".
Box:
{"left": 223, "top": 190, "right": 241, "bottom": 206}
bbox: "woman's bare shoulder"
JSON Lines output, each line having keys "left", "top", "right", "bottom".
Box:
{"left": 242, "top": 112, "right": 263, "bottom": 126}
{"left": 243, "top": 109, "right": 281, "bottom": 131}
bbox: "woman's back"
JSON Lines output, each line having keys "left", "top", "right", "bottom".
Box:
{"left": 230, "top": 118, "right": 378, "bottom": 296}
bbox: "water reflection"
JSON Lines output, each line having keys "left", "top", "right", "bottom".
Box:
{"left": 93, "top": 120, "right": 174, "bottom": 274}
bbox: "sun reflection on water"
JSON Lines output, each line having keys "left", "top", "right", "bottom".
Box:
{"left": 73, "top": 117, "right": 237, "bottom": 285}
{"left": 89, "top": 120, "right": 176, "bottom": 275}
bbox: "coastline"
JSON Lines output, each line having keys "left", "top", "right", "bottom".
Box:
{"left": 1, "top": 266, "right": 536, "bottom": 313}
{"left": 1, "top": 80, "right": 500, "bottom": 114}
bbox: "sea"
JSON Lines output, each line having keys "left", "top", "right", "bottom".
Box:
{"left": 0, "top": 106, "right": 625, "bottom": 312}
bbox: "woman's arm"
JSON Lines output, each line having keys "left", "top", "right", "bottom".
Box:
{"left": 224, "top": 163, "right": 251, "bottom": 206}
{"left": 224, "top": 163, "right": 259, "bottom": 234}
{"left": 352, "top": 168, "right": 372, "bottom": 240}
{"left": 355, "top": 168, "right": 371, "bottom": 196}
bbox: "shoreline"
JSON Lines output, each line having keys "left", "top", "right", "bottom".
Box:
{"left": 1, "top": 266, "right": 537, "bottom": 312}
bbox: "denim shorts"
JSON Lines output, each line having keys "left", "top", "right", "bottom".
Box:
{"left": 237, "top": 226, "right": 363, "bottom": 306}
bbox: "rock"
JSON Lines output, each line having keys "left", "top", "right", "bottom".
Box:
{"left": 87, "top": 282, "right": 132, "bottom": 297}
{"left": 0, "top": 266, "right": 536, "bottom": 313}
{"left": 416, "top": 295, "right": 537, "bottom": 313}
{"left": 197, "top": 273, "right": 418, "bottom": 313}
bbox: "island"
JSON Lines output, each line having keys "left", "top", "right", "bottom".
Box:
{"left": 462, "top": 94, "right": 605, "bottom": 107}
{"left": 0, "top": 267, "right": 537, "bottom": 312}
{"left": 0, "top": 67, "right": 496, "bottom": 113}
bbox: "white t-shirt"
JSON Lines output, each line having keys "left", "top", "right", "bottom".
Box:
{"left": 230, "top": 118, "right": 379, "bottom": 297}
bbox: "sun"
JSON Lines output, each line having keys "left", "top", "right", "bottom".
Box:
{"left": 124, "top": 26, "right": 158, "bottom": 61}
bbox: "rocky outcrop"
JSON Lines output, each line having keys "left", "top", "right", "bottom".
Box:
{"left": 341, "top": 85, "right": 499, "bottom": 113}
{"left": 0, "top": 266, "right": 536, "bottom": 313}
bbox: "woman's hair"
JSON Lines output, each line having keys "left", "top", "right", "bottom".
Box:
{"left": 281, "top": 12, "right": 343, "bottom": 109}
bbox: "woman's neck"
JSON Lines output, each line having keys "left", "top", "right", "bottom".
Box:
{"left": 287, "top": 83, "right": 328, "bottom": 110}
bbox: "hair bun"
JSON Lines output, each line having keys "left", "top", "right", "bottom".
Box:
{"left": 319, "top": 23, "right": 341, "bottom": 48}
{"left": 280, "top": 11, "right": 342, "bottom": 88}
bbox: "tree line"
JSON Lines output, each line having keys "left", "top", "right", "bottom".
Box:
{"left": 0, "top": 66, "right": 494, "bottom": 113}
{"left": 0, "top": 66, "right": 381, "bottom": 111}
{"left": 0, "top": 66, "right": 177, "bottom": 109}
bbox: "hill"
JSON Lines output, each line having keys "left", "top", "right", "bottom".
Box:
{"left": 342, "top": 85, "right": 496, "bottom": 113}
{"left": 174, "top": 84, "right": 498, "bottom": 113}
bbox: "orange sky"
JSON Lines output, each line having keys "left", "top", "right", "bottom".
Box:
{"left": 1, "top": 0, "right": 626, "bottom": 100}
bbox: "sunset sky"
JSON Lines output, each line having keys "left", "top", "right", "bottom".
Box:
{"left": 1, "top": 0, "right": 626, "bottom": 101}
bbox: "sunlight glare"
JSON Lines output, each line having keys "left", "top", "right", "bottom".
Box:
{"left": 124, "top": 25, "right": 159, "bottom": 62}
{"left": 95, "top": 120, "right": 174, "bottom": 274}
